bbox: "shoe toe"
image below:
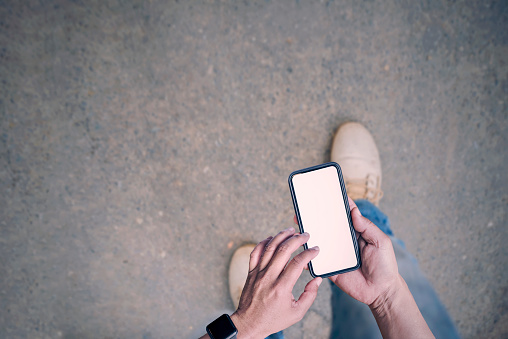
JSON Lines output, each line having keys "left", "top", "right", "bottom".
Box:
{"left": 331, "top": 122, "right": 380, "bottom": 166}
{"left": 330, "top": 122, "right": 382, "bottom": 204}
{"left": 228, "top": 244, "right": 256, "bottom": 309}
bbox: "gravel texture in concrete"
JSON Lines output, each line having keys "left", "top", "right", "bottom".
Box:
{"left": 1, "top": 1, "right": 507, "bottom": 338}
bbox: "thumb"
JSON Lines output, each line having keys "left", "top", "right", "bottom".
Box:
{"left": 350, "top": 205, "right": 386, "bottom": 247}
{"left": 296, "top": 277, "right": 322, "bottom": 313}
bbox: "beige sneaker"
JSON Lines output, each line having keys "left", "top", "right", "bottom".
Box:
{"left": 228, "top": 244, "right": 256, "bottom": 309}
{"left": 331, "top": 122, "right": 383, "bottom": 205}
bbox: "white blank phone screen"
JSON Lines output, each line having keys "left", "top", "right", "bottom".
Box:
{"left": 292, "top": 166, "right": 358, "bottom": 276}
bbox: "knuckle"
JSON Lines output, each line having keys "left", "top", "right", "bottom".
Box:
{"left": 364, "top": 218, "right": 376, "bottom": 229}
{"left": 253, "top": 279, "right": 262, "bottom": 290}
{"left": 292, "top": 254, "right": 304, "bottom": 266}
{"left": 274, "top": 290, "right": 284, "bottom": 300}
{"left": 276, "top": 242, "right": 290, "bottom": 254}
{"left": 272, "top": 284, "right": 285, "bottom": 299}
{"left": 378, "top": 233, "right": 391, "bottom": 247}
{"left": 254, "top": 274, "right": 273, "bottom": 292}
{"left": 276, "top": 230, "right": 287, "bottom": 237}
{"left": 253, "top": 275, "right": 268, "bottom": 290}
{"left": 264, "top": 243, "right": 276, "bottom": 253}
{"left": 298, "top": 232, "right": 310, "bottom": 243}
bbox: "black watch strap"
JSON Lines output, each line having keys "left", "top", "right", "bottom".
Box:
{"left": 206, "top": 314, "right": 238, "bottom": 339}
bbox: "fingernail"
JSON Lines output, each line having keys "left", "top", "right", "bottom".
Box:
{"left": 284, "top": 227, "right": 295, "bottom": 232}
{"left": 302, "top": 232, "right": 309, "bottom": 237}
{"left": 310, "top": 246, "right": 319, "bottom": 251}
{"left": 316, "top": 278, "right": 323, "bottom": 286}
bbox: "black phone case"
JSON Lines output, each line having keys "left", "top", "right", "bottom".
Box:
{"left": 288, "top": 162, "right": 361, "bottom": 278}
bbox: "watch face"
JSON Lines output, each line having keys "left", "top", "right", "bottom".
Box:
{"left": 206, "top": 314, "right": 238, "bottom": 339}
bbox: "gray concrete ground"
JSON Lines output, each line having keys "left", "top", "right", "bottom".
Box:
{"left": 0, "top": 1, "right": 507, "bottom": 338}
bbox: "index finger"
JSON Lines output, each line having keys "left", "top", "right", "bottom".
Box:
{"left": 278, "top": 246, "right": 320, "bottom": 287}
{"left": 265, "top": 232, "right": 310, "bottom": 276}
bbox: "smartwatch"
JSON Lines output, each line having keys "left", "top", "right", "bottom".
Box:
{"left": 206, "top": 314, "right": 238, "bottom": 339}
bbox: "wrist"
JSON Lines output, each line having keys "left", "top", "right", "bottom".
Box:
{"left": 369, "top": 274, "right": 408, "bottom": 318}
{"left": 230, "top": 311, "right": 260, "bottom": 339}
{"left": 368, "top": 275, "right": 435, "bottom": 338}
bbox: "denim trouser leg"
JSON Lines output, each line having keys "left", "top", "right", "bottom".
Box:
{"left": 330, "top": 200, "right": 460, "bottom": 339}
{"left": 265, "top": 331, "right": 284, "bottom": 339}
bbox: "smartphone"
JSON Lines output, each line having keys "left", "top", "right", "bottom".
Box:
{"left": 288, "top": 162, "right": 361, "bottom": 278}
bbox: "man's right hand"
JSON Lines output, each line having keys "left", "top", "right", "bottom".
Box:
{"left": 328, "top": 197, "right": 401, "bottom": 309}
{"left": 328, "top": 197, "right": 435, "bottom": 338}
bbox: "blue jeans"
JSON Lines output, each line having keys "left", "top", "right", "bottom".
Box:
{"left": 267, "top": 200, "right": 460, "bottom": 339}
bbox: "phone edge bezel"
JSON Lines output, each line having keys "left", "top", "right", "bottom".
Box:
{"left": 288, "top": 161, "right": 362, "bottom": 278}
